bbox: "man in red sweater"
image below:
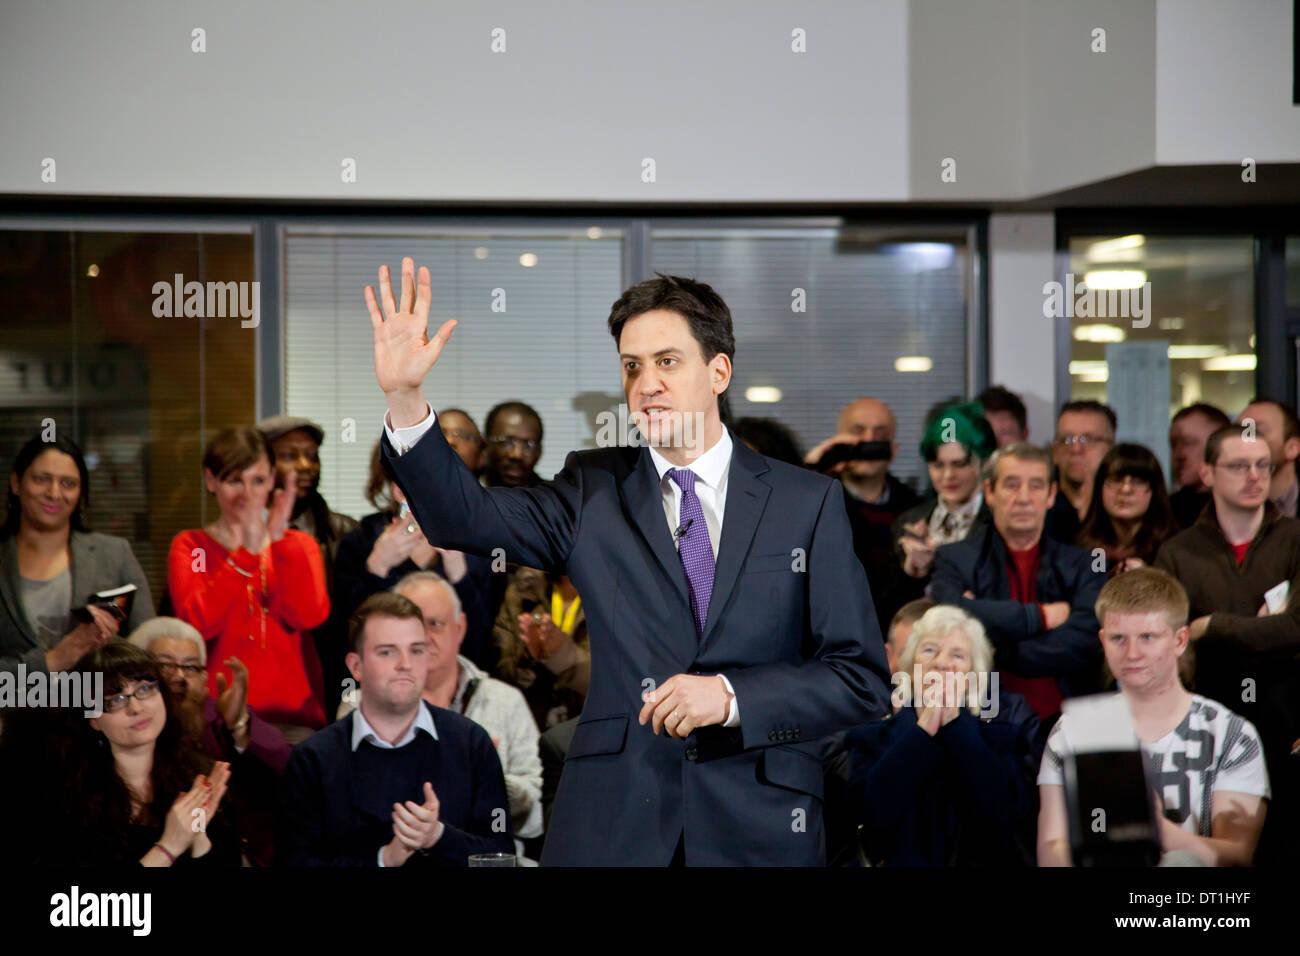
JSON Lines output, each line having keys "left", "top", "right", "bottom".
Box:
{"left": 931, "top": 442, "right": 1105, "bottom": 724}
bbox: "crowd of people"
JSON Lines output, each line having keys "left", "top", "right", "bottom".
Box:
{"left": 0, "top": 384, "right": 1295, "bottom": 866}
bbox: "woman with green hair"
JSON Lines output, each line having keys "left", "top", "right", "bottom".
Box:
{"left": 892, "top": 402, "right": 996, "bottom": 589}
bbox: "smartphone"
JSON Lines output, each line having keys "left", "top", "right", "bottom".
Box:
{"left": 814, "top": 440, "right": 892, "bottom": 471}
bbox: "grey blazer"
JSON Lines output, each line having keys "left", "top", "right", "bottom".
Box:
{"left": 0, "top": 531, "right": 155, "bottom": 674}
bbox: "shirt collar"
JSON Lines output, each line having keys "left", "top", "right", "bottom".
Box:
{"left": 648, "top": 427, "right": 733, "bottom": 491}
{"left": 935, "top": 490, "right": 983, "bottom": 523}
{"left": 350, "top": 700, "right": 439, "bottom": 751}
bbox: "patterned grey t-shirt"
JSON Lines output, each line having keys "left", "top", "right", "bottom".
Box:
{"left": 1038, "top": 694, "right": 1271, "bottom": 837}
{"left": 20, "top": 568, "right": 73, "bottom": 649}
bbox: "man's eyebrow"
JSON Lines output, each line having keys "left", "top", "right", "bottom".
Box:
{"left": 619, "top": 348, "right": 682, "bottom": 361}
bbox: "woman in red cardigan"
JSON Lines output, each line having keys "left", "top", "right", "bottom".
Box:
{"left": 169, "top": 428, "right": 329, "bottom": 741}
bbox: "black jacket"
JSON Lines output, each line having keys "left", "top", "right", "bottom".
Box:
{"left": 839, "top": 692, "right": 1042, "bottom": 866}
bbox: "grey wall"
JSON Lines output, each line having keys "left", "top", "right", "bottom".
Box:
{"left": 0, "top": 0, "right": 909, "bottom": 201}
{"left": 1156, "top": 0, "right": 1300, "bottom": 164}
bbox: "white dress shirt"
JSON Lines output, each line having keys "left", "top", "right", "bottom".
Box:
{"left": 384, "top": 406, "right": 741, "bottom": 727}
{"left": 353, "top": 702, "right": 441, "bottom": 866}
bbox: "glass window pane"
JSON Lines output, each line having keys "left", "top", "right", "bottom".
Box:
{"left": 1066, "top": 235, "right": 1255, "bottom": 474}
{"left": 0, "top": 229, "right": 257, "bottom": 601}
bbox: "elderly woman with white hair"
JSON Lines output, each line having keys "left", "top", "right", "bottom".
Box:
{"left": 840, "top": 604, "right": 1043, "bottom": 866}
{"left": 127, "top": 616, "right": 291, "bottom": 867}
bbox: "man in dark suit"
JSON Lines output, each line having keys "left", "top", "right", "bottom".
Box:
{"left": 364, "top": 259, "right": 890, "bottom": 865}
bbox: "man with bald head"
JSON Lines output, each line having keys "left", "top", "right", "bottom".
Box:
{"left": 806, "top": 397, "right": 921, "bottom": 634}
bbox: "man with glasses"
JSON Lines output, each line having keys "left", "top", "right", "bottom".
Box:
{"left": 1047, "top": 400, "right": 1116, "bottom": 545}
{"left": 127, "top": 616, "right": 291, "bottom": 866}
{"left": 1155, "top": 423, "right": 1300, "bottom": 863}
{"left": 482, "top": 402, "right": 545, "bottom": 489}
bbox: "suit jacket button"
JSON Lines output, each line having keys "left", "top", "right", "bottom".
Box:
{"left": 685, "top": 746, "right": 698, "bottom": 761}
{"left": 768, "top": 730, "right": 777, "bottom": 741}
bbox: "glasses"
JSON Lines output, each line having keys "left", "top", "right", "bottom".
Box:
{"left": 489, "top": 437, "right": 540, "bottom": 454}
{"left": 1054, "top": 434, "right": 1111, "bottom": 448}
{"left": 103, "top": 680, "right": 161, "bottom": 714}
{"left": 157, "top": 661, "right": 206, "bottom": 676}
{"left": 442, "top": 428, "right": 481, "bottom": 445}
{"left": 1103, "top": 475, "right": 1151, "bottom": 491}
{"left": 1216, "top": 460, "right": 1276, "bottom": 477}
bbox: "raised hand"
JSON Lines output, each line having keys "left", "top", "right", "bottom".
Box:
{"left": 365, "top": 257, "right": 458, "bottom": 425}
{"left": 215, "top": 657, "right": 249, "bottom": 728}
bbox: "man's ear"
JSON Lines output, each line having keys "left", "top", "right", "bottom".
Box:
{"left": 982, "top": 477, "right": 994, "bottom": 500}
{"left": 345, "top": 651, "right": 363, "bottom": 684}
{"left": 1199, "top": 461, "right": 1213, "bottom": 490}
{"left": 710, "top": 352, "right": 732, "bottom": 394}
{"left": 1173, "top": 625, "right": 1190, "bottom": 655}
{"left": 1045, "top": 481, "right": 1058, "bottom": 509}
{"left": 1285, "top": 436, "right": 1300, "bottom": 464}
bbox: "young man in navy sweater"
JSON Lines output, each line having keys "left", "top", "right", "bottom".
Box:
{"left": 279, "top": 591, "right": 513, "bottom": 866}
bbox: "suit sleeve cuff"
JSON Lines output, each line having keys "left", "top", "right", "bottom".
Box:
{"left": 384, "top": 405, "right": 436, "bottom": 454}
{"left": 719, "top": 674, "right": 739, "bottom": 727}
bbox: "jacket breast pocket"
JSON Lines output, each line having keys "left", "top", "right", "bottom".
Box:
{"left": 758, "top": 745, "right": 824, "bottom": 800}
{"left": 566, "top": 714, "right": 629, "bottom": 760}
{"left": 744, "top": 551, "right": 796, "bottom": 575}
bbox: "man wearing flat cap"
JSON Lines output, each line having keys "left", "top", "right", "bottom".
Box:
{"left": 256, "top": 415, "right": 360, "bottom": 716}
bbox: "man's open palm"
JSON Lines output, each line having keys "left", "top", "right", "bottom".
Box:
{"left": 365, "top": 257, "right": 458, "bottom": 397}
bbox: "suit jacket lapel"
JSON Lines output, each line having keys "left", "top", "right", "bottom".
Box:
{"left": 699, "top": 436, "right": 771, "bottom": 651}
{"left": 619, "top": 447, "right": 692, "bottom": 611}
{"left": 0, "top": 536, "right": 38, "bottom": 649}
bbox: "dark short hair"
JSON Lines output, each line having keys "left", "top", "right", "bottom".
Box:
{"left": 202, "top": 427, "right": 273, "bottom": 483}
{"left": 1171, "top": 402, "right": 1230, "bottom": 431}
{"left": 1203, "top": 422, "right": 1259, "bottom": 467}
{"left": 3, "top": 432, "right": 92, "bottom": 539}
{"left": 484, "top": 401, "right": 543, "bottom": 443}
{"left": 977, "top": 385, "right": 1027, "bottom": 433}
{"left": 888, "top": 598, "right": 935, "bottom": 641}
{"left": 347, "top": 591, "right": 425, "bottom": 655}
{"left": 1059, "top": 400, "right": 1117, "bottom": 437}
{"left": 607, "top": 273, "right": 736, "bottom": 409}
{"left": 733, "top": 417, "right": 802, "bottom": 466}
{"left": 1243, "top": 397, "right": 1300, "bottom": 443}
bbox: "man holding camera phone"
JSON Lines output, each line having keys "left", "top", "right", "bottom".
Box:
{"left": 805, "top": 398, "right": 921, "bottom": 635}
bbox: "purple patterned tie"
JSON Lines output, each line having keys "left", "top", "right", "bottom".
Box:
{"left": 668, "top": 467, "right": 714, "bottom": 638}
